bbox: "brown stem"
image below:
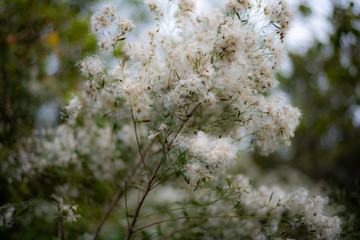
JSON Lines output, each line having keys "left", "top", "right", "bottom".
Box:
{"left": 169, "top": 103, "right": 201, "bottom": 146}
{"left": 131, "top": 109, "right": 150, "bottom": 180}
{"left": 125, "top": 103, "right": 201, "bottom": 240}
{"left": 57, "top": 214, "right": 64, "bottom": 240}
{"left": 92, "top": 161, "right": 140, "bottom": 240}
{"left": 92, "top": 138, "right": 156, "bottom": 240}
{"left": 125, "top": 151, "right": 166, "bottom": 240}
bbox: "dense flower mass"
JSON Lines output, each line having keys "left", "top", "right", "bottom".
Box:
{"left": 78, "top": 0, "right": 301, "bottom": 157}
{"left": 1, "top": 1, "right": 343, "bottom": 239}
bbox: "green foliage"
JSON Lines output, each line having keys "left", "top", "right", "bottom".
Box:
{"left": 0, "top": 0, "right": 97, "bottom": 147}
{"left": 0, "top": 0, "right": 98, "bottom": 238}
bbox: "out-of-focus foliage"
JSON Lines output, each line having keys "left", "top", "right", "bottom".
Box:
{"left": 255, "top": 1, "right": 360, "bottom": 238}
{"left": 0, "top": 0, "right": 97, "bottom": 147}
{"left": 0, "top": 0, "right": 97, "bottom": 237}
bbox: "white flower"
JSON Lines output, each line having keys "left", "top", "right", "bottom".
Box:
{"left": 79, "top": 57, "right": 104, "bottom": 78}
{"left": 65, "top": 96, "right": 82, "bottom": 119}
{"left": 98, "top": 36, "right": 114, "bottom": 52}
{"left": 226, "top": 0, "right": 253, "bottom": 12}
{"left": 117, "top": 18, "right": 135, "bottom": 36}
{"left": 180, "top": 131, "right": 238, "bottom": 170}
{"left": 91, "top": 5, "right": 116, "bottom": 32}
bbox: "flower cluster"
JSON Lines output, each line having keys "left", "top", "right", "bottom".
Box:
{"left": 52, "top": 194, "right": 80, "bottom": 222}
{"left": 178, "top": 131, "right": 238, "bottom": 182}
{"left": 76, "top": 0, "right": 300, "bottom": 158}
{"left": 2, "top": 1, "right": 343, "bottom": 239}
{"left": 91, "top": 5, "right": 135, "bottom": 51}
{"left": 226, "top": 175, "right": 342, "bottom": 239}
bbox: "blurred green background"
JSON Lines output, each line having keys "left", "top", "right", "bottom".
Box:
{"left": 0, "top": 0, "right": 359, "bottom": 238}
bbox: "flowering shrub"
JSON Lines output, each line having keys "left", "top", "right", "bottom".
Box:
{"left": 1, "top": 0, "right": 342, "bottom": 239}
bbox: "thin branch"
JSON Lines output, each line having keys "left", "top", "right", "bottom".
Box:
{"left": 57, "top": 214, "right": 65, "bottom": 240}
{"left": 125, "top": 150, "right": 167, "bottom": 240}
{"left": 136, "top": 215, "right": 289, "bottom": 233}
{"left": 169, "top": 103, "right": 201, "bottom": 146}
{"left": 131, "top": 107, "right": 150, "bottom": 180}
{"left": 125, "top": 103, "right": 202, "bottom": 240}
{"left": 92, "top": 138, "right": 157, "bottom": 239}
{"left": 137, "top": 196, "right": 224, "bottom": 220}
{"left": 150, "top": 170, "right": 176, "bottom": 190}
{"left": 125, "top": 180, "right": 130, "bottom": 229}
{"left": 92, "top": 162, "right": 139, "bottom": 240}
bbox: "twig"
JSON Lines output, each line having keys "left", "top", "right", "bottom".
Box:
{"left": 125, "top": 150, "right": 167, "bottom": 240}
{"left": 92, "top": 138, "right": 157, "bottom": 239}
{"left": 57, "top": 214, "right": 65, "bottom": 240}
{"left": 169, "top": 103, "right": 201, "bottom": 146}
{"left": 150, "top": 171, "right": 176, "bottom": 190}
{"left": 92, "top": 162, "right": 139, "bottom": 240}
{"left": 135, "top": 215, "right": 288, "bottom": 233}
{"left": 131, "top": 108, "right": 150, "bottom": 180}
{"left": 125, "top": 103, "right": 202, "bottom": 240}
{"left": 125, "top": 180, "right": 130, "bottom": 228}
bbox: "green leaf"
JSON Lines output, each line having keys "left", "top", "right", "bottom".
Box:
{"left": 226, "top": 177, "right": 232, "bottom": 189}
{"left": 268, "top": 192, "right": 274, "bottom": 203}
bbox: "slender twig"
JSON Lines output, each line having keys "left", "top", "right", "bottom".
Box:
{"left": 92, "top": 161, "right": 140, "bottom": 240}
{"left": 138, "top": 196, "right": 224, "bottom": 220}
{"left": 150, "top": 171, "right": 176, "bottom": 190}
{"left": 125, "top": 150, "right": 167, "bottom": 240}
{"left": 92, "top": 138, "right": 157, "bottom": 239}
{"left": 57, "top": 214, "right": 64, "bottom": 240}
{"left": 125, "top": 103, "right": 202, "bottom": 240}
{"left": 130, "top": 108, "right": 150, "bottom": 180}
{"left": 136, "top": 215, "right": 289, "bottom": 233}
{"left": 125, "top": 180, "right": 130, "bottom": 228}
{"left": 152, "top": 159, "right": 178, "bottom": 185}
{"left": 169, "top": 103, "right": 201, "bottom": 146}
{"left": 128, "top": 184, "right": 146, "bottom": 191}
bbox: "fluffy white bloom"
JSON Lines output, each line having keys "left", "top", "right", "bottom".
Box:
{"left": 98, "top": 35, "right": 114, "bottom": 51}
{"left": 304, "top": 196, "right": 342, "bottom": 239}
{"left": 180, "top": 131, "right": 237, "bottom": 171}
{"left": 91, "top": 5, "right": 117, "bottom": 32}
{"left": 304, "top": 196, "right": 329, "bottom": 226}
{"left": 226, "top": 0, "right": 254, "bottom": 12}
{"left": 263, "top": 0, "right": 293, "bottom": 39}
{"left": 117, "top": 18, "right": 135, "bottom": 36}
{"left": 119, "top": 77, "right": 151, "bottom": 115}
{"left": 46, "top": 124, "right": 77, "bottom": 166}
{"left": 65, "top": 96, "right": 82, "bottom": 119}
{"left": 321, "top": 216, "right": 342, "bottom": 240}
{"left": 223, "top": 176, "right": 342, "bottom": 239}
{"left": 145, "top": 0, "right": 158, "bottom": 11}
{"left": 79, "top": 56, "right": 104, "bottom": 78}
